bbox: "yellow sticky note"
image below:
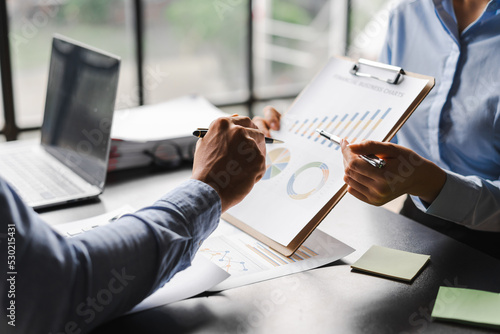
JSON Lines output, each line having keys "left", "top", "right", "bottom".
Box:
{"left": 351, "top": 245, "right": 430, "bottom": 282}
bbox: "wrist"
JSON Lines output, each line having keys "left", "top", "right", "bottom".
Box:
{"left": 190, "top": 175, "right": 230, "bottom": 212}
{"left": 411, "top": 161, "right": 446, "bottom": 204}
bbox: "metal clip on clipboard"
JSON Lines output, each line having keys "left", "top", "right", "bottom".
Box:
{"left": 350, "top": 58, "right": 405, "bottom": 85}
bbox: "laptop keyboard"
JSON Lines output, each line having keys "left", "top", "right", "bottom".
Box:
{"left": 0, "top": 152, "right": 86, "bottom": 204}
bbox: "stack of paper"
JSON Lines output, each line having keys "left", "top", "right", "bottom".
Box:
{"left": 108, "top": 95, "right": 227, "bottom": 171}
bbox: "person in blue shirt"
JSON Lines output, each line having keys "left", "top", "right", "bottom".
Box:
{"left": 0, "top": 116, "right": 267, "bottom": 333}
{"left": 256, "top": 0, "right": 500, "bottom": 257}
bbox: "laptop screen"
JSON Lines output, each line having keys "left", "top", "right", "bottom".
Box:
{"left": 41, "top": 35, "right": 120, "bottom": 188}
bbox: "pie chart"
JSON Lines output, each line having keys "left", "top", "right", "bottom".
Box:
{"left": 262, "top": 148, "right": 290, "bottom": 180}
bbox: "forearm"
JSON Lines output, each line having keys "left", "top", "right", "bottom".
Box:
{"left": 411, "top": 171, "right": 500, "bottom": 231}
{"left": 2, "top": 179, "right": 221, "bottom": 333}
{"left": 66, "top": 179, "right": 221, "bottom": 332}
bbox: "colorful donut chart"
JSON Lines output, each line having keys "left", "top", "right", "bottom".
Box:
{"left": 287, "top": 162, "right": 329, "bottom": 200}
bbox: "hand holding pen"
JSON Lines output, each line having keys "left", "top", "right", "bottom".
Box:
{"left": 338, "top": 136, "right": 446, "bottom": 207}
{"left": 316, "top": 129, "right": 386, "bottom": 168}
{"left": 194, "top": 128, "right": 284, "bottom": 144}
{"left": 191, "top": 116, "right": 268, "bottom": 212}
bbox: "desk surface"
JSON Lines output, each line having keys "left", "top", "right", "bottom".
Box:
{"left": 41, "top": 167, "right": 500, "bottom": 334}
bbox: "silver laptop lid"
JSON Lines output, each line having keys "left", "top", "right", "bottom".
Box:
{"left": 41, "top": 35, "right": 120, "bottom": 189}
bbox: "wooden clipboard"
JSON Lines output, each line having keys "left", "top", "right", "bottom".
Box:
{"left": 223, "top": 56, "right": 435, "bottom": 256}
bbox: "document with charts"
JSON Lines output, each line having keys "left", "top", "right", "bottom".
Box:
{"left": 224, "top": 56, "right": 434, "bottom": 256}
{"left": 198, "top": 220, "right": 354, "bottom": 291}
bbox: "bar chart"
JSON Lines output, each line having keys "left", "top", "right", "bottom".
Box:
{"left": 288, "top": 107, "right": 392, "bottom": 148}
{"left": 246, "top": 242, "right": 319, "bottom": 266}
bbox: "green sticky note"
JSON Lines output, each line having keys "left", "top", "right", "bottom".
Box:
{"left": 351, "top": 245, "right": 430, "bottom": 282}
{"left": 432, "top": 287, "right": 500, "bottom": 329}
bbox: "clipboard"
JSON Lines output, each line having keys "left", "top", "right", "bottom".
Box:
{"left": 223, "top": 56, "right": 435, "bottom": 256}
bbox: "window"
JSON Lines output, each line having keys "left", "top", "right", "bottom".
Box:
{"left": 6, "top": 0, "right": 136, "bottom": 128}
{"left": 348, "top": 0, "right": 393, "bottom": 59}
{"left": 143, "top": 0, "right": 248, "bottom": 106}
{"left": 253, "top": 0, "right": 348, "bottom": 99}
{"left": 1, "top": 0, "right": 391, "bottom": 141}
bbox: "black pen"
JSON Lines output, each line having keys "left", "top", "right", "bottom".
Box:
{"left": 192, "top": 128, "right": 284, "bottom": 144}
{"left": 315, "top": 129, "right": 386, "bottom": 168}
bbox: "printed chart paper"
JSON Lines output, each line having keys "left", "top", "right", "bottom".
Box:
{"left": 227, "top": 57, "right": 431, "bottom": 246}
{"left": 199, "top": 220, "right": 354, "bottom": 291}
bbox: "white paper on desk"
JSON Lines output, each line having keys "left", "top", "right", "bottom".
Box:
{"left": 111, "top": 95, "right": 227, "bottom": 142}
{"left": 51, "top": 206, "right": 137, "bottom": 237}
{"left": 52, "top": 207, "right": 230, "bottom": 313}
{"left": 227, "top": 57, "right": 430, "bottom": 246}
{"left": 128, "top": 255, "right": 229, "bottom": 314}
{"left": 199, "top": 220, "right": 354, "bottom": 291}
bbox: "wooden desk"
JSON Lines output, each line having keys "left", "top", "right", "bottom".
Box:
{"left": 40, "top": 167, "right": 500, "bottom": 334}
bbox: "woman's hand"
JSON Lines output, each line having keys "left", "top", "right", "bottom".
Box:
{"left": 341, "top": 139, "right": 447, "bottom": 206}
{"left": 253, "top": 106, "right": 281, "bottom": 137}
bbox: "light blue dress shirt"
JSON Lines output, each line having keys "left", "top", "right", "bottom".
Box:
{"left": 379, "top": 0, "right": 500, "bottom": 230}
{"left": 0, "top": 178, "right": 221, "bottom": 333}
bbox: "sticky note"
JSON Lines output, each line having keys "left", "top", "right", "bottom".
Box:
{"left": 351, "top": 245, "right": 430, "bottom": 282}
{"left": 432, "top": 287, "right": 500, "bottom": 328}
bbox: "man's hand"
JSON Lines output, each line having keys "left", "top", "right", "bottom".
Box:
{"left": 341, "top": 139, "right": 446, "bottom": 206}
{"left": 192, "top": 116, "right": 266, "bottom": 212}
{"left": 253, "top": 106, "right": 281, "bottom": 137}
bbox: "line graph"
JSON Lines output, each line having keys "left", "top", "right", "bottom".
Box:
{"left": 199, "top": 235, "right": 321, "bottom": 275}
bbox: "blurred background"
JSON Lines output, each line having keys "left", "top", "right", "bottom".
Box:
{"left": 1, "top": 0, "right": 395, "bottom": 140}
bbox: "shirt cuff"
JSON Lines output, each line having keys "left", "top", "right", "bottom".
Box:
{"left": 411, "top": 170, "right": 480, "bottom": 223}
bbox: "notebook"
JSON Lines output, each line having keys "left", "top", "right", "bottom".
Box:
{"left": 0, "top": 35, "right": 120, "bottom": 209}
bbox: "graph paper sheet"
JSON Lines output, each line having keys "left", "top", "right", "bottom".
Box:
{"left": 225, "top": 56, "right": 434, "bottom": 254}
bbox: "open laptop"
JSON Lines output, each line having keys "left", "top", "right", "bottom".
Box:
{"left": 0, "top": 35, "right": 120, "bottom": 209}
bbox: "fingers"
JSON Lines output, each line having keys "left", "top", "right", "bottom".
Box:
{"left": 242, "top": 127, "right": 266, "bottom": 156}
{"left": 253, "top": 106, "right": 281, "bottom": 137}
{"left": 341, "top": 138, "right": 373, "bottom": 179}
{"left": 341, "top": 137, "right": 391, "bottom": 206}
{"left": 263, "top": 106, "right": 281, "bottom": 131}
{"left": 343, "top": 169, "right": 374, "bottom": 190}
{"left": 207, "top": 117, "right": 265, "bottom": 146}
{"left": 346, "top": 185, "right": 371, "bottom": 205}
{"left": 252, "top": 116, "right": 271, "bottom": 137}
{"left": 347, "top": 140, "right": 396, "bottom": 157}
{"left": 229, "top": 115, "right": 259, "bottom": 130}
